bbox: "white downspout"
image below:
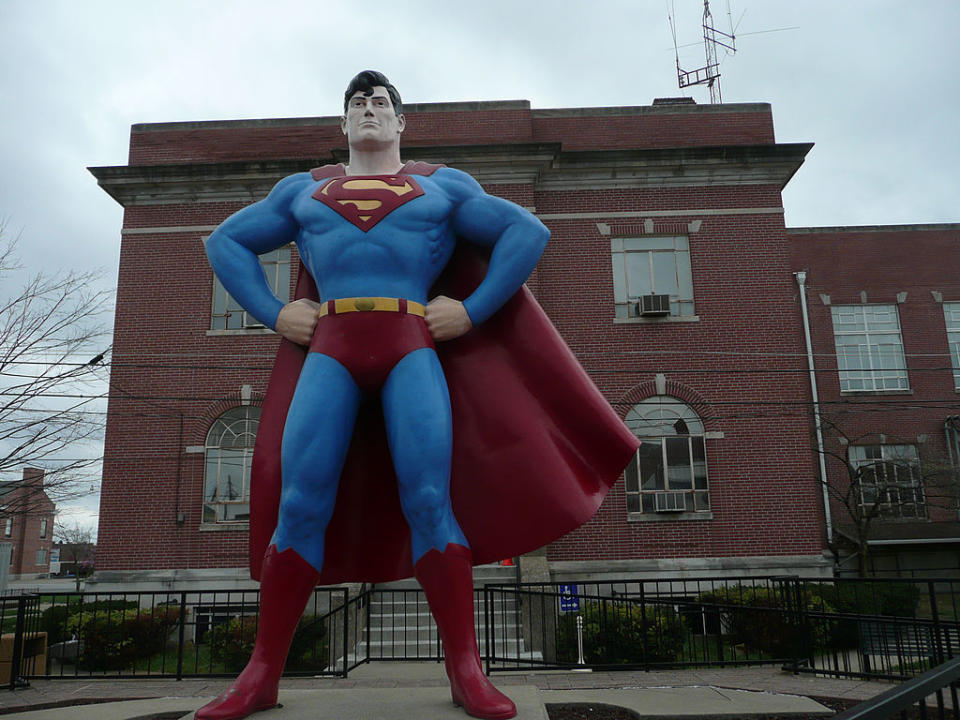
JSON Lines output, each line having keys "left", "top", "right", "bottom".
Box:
{"left": 795, "top": 271, "right": 833, "bottom": 544}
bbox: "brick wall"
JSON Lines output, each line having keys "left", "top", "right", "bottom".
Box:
{"left": 789, "top": 225, "right": 960, "bottom": 531}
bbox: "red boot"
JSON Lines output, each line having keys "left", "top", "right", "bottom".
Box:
{"left": 415, "top": 544, "right": 517, "bottom": 720}
{"left": 195, "top": 546, "right": 320, "bottom": 720}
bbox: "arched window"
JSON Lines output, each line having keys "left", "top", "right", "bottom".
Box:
{"left": 203, "top": 406, "right": 260, "bottom": 523}
{"left": 624, "top": 396, "right": 709, "bottom": 515}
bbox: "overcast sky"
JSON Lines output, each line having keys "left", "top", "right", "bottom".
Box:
{"left": 1, "top": 0, "right": 958, "bottom": 534}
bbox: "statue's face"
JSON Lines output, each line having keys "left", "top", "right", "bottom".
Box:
{"left": 341, "top": 86, "right": 405, "bottom": 148}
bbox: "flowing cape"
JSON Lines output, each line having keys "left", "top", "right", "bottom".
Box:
{"left": 249, "top": 164, "right": 639, "bottom": 584}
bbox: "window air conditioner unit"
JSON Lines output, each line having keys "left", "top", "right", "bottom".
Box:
{"left": 638, "top": 294, "right": 671, "bottom": 316}
{"left": 654, "top": 491, "right": 687, "bottom": 512}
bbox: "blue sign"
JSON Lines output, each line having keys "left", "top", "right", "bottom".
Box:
{"left": 559, "top": 584, "right": 580, "bottom": 613}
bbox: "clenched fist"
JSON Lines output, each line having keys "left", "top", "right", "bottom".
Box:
{"left": 425, "top": 295, "right": 472, "bottom": 341}
{"left": 275, "top": 298, "right": 320, "bottom": 346}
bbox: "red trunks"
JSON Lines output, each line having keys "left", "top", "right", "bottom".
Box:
{"left": 308, "top": 310, "right": 435, "bottom": 392}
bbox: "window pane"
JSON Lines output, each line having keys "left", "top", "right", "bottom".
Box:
{"left": 651, "top": 253, "right": 679, "bottom": 296}
{"left": 624, "top": 455, "right": 640, "bottom": 493}
{"left": 692, "top": 438, "right": 708, "bottom": 489}
{"left": 638, "top": 441, "right": 664, "bottom": 490}
{"left": 676, "top": 251, "right": 693, "bottom": 299}
{"left": 624, "top": 237, "right": 672, "bottom": 251}
{"left": 625, "top": 252, "right": 652, "bottom": 297}
{"left": 665, "top": 437, "right": 692, "bottom": 490}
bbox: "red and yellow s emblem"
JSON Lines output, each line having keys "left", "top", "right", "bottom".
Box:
{"left": 313, "top": 176, "right": 425, "bottom": 231}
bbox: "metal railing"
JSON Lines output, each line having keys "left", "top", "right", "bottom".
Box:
{"left": 833, "top": 656, "right": 960, "bottom": 719}
{"left": 482, "top": 576, "right": 960, "bottom": 680}
{"left": 3, "top": 575, "right": 958, "bottom": 690}
{"left": 1, "top": 587, "right": 350, "bottom": 687}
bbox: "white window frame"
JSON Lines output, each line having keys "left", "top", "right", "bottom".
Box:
{"left": 944, "top": 302, "right": 960, "bottom": 390}
{"left": 39, "top": 517, "right": 47, "bottom": 538}
{"left": 849, "top": 444, "right": 926, "bottom": 519}
{"left": 211, "top": 246, "right": 292, "bottom": 330}
{"left": 611, "top": 236, "right": 695, "bottom": 319}
{"left": 203, "top": 406, "right": 260, "bottom": 524}
{"left": 831, "top": 304, "right": 909, "bottom": 392}
{"left": 623, "top": 397, "right": 709, "bottom": 515}
{"left": 36, "top": 548, "right": 47, "bottom": 566}
{"left": 3, "top": 518, "right": 10, "bottom": 538}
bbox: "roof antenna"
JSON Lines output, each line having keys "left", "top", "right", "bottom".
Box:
{"left": 670, "top": 0, "right": 737, "bottom": 104}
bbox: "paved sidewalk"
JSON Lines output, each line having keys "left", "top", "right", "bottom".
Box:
{"left": 0, "top": 663, "right": 894, "bottom": 718}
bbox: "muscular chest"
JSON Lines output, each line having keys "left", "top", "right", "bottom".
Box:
{"left": 292, "top": 175, "right": 453, "bottom": 238}
{"left": 289, "top": 175, "right": 457, "bottom": 285}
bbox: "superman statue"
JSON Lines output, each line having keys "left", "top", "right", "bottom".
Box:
{"left": 196, "top": 71, "right": 639, "bottom": 720}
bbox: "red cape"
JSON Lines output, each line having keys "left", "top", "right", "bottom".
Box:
{"left": 249, "top": 163, "right": 639, "bottom": 584}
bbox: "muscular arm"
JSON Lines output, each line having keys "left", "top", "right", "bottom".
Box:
{"left": 444, "top": 168, "right": 550, "bottom": 326}
{"left": 205, "top": 173, "right": 310, "bottom": 331}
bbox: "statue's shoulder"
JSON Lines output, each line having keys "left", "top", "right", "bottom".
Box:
{"left": 310, "top": 163, "right": 347, "bottom": 181}
{"left": 401, "top": 160, "right": 445, "bottom": 176}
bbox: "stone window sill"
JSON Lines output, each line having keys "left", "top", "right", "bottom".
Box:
{"left": 627, "top": 511, "right": 713, "bottom": 523}
{"left": 839, "top": 389, "right": 913, "bottom": 397}
{"left": 199, "top": 523, "right": 249, "bottom": 532}
{"left": 206, "top": 328, "right": 276, "bottom": 337}
{"left": 614, "top": 315, "right": 700, "bottom": 325}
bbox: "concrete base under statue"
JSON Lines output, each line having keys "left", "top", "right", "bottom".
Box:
{"left": 12, "top": 687, "right": 547, "bottom": 720}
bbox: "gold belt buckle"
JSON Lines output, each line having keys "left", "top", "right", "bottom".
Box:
{"left": 354, "top": 298, "right": 376, "bottom": 312}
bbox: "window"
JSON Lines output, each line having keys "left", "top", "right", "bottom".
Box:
{"left": 203, "top": 406, "right": 260, "bottom": 523}
{"left": 611, "top": 236, "right": 695, "bottom": 318}
{"left": 831, "top": 305, "right": 908, "bottom": 391}
{"left": 39, "top": 518, "right": 47, "bottom": 538}
{"left": 211, "top": 247, "right": 291, "bottom": 330}
{"left": 945, "top": 302, "right": 960, "bottom": 390}
{"left": 849, "top": 445, "right": 925, "bottom": 519}
{"left": 36, "top": 548, "right": 47, "bottom": 565}
{"left": 623, "top": 397, "right": 709, "bottom": 514}
{"left": 3, "top": 518, "right": 10, "bottom": 537}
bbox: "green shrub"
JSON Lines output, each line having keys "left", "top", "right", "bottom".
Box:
{"left": 209, "top": 615, "right": 329, "bottom": 673}
{"left": 208, "top": 617, "right": 258, "bottom": 672}
{"left": 697, "top": 585, "right": 834, "bottom": 657}
{"left": 558, "top": 600, "right": 685, "bottom": 665}
{"left": 68, "top": 606, "right": 181, "bottom": 671}
{"left": 40, "top": 605, "right": 72, "bottom": 646}
{"left": 804, "top": 581, "right": 921, "bottom": 650}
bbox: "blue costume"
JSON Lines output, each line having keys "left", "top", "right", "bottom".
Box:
{"left": 206, "top": 163, "right": 549, "bottom": 572}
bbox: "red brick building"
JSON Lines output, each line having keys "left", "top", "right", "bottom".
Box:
{"left": 0, "top": 468, "right": 56, "bottom": 579}
{"left": 88, "top": 97, "right": 957, "bottom": 586}
{"left": 789, "top": 224, "right": 960, "bottom": 576}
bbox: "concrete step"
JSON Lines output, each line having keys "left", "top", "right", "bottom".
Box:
{"left": 365, "top": 638, "right": 541, "bottom": 659}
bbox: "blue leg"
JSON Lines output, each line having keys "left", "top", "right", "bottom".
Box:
{"left": 382, "top": 347, "right": 469, "bottom": 563}
{"left": 272, "top": 352, "right": 361, "bottom": 573}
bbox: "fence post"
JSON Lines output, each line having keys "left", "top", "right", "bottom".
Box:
{"left": 927, "top": 581, "right": 945, "bottom": 668}
{"left": 483, "top": 586, "right": 490, "bottom": 675}
{"left": 176, "top": 592, "right": 187, "bottom": 681}
{"left": 342, "top": 588, "right": 349, "bottom": 678}
{"left": 638, "top": 583, "right": 649, "bottom": 670}
{"left": 7, "top": 595, "right": 30, "bottom": 690}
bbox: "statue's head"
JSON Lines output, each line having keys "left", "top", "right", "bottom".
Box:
{"left": 341, "top": 70, "right": 406, "bottom": 150}
{"left": 343, "top": 70, "right": 403, "bottom": 116}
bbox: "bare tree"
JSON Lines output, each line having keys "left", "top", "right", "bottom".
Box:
{"left": 0, "top": 224, "right": 112, "bottom": 515}
{"left": 54, "top": 521, "right": 96, "bottom": 590}
{"left": 816, "top": 415, "right": 960, "bottom": 575}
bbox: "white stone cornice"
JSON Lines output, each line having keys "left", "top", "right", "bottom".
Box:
{"left": 90, "top": 142, "right": 812, "bottom": 207}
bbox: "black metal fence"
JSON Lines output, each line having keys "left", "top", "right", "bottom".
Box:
{"left": 482, "top": 575, "right": 960, "bottom": 681}
{"left": 2, "top": 575, "right": 958, "bottom": 691}
{"left": 0, "top": 587, "right": 350, "bottom": 688}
